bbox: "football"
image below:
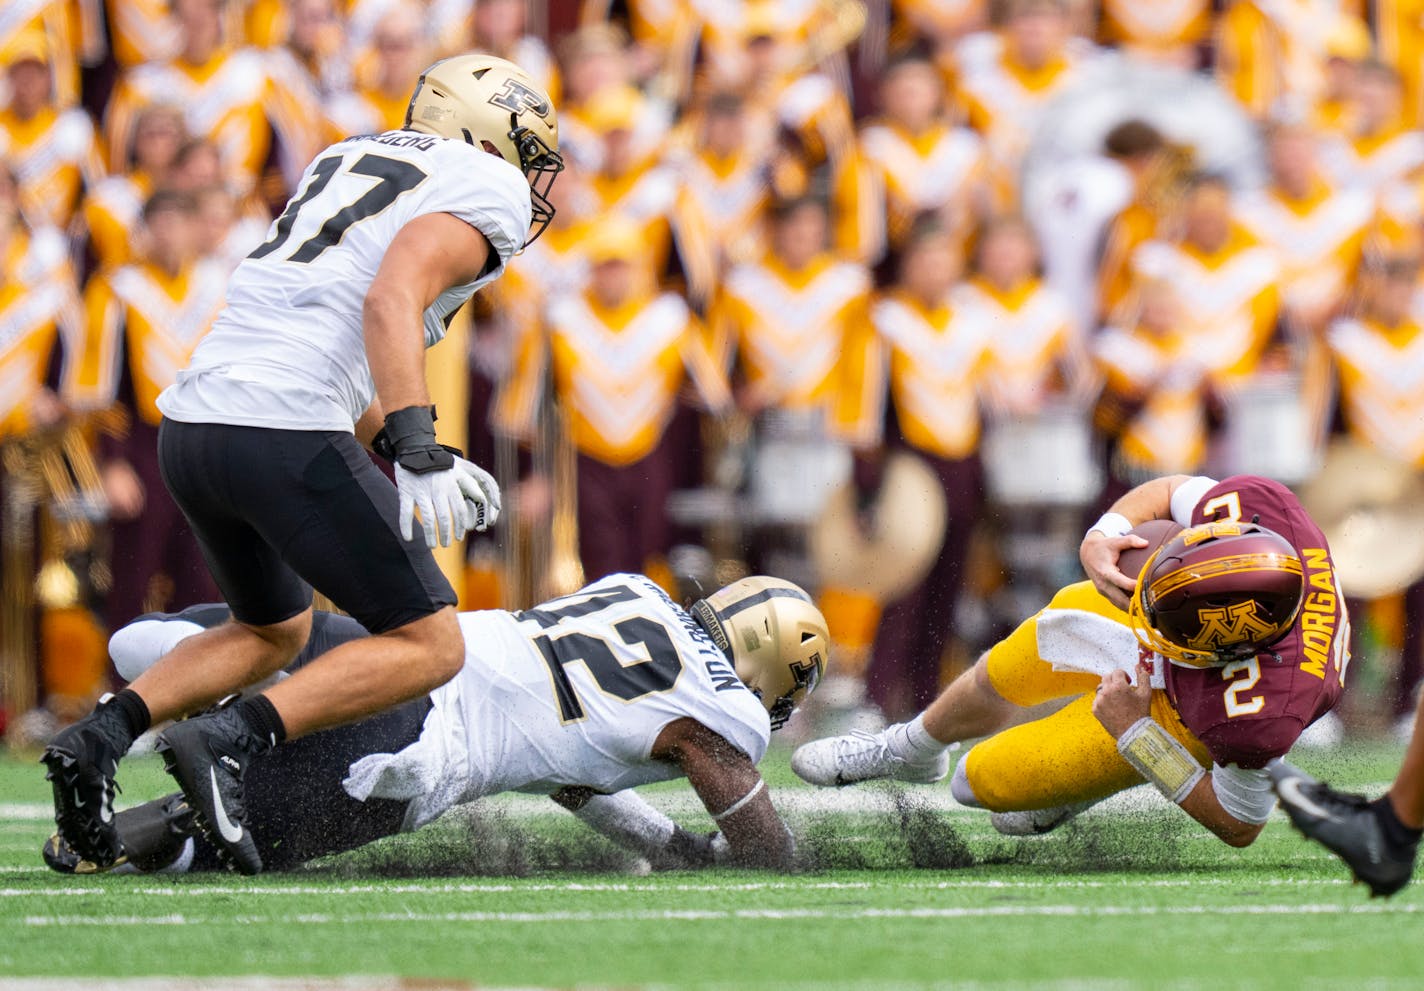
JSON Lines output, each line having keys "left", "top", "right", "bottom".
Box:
{"left": 1116, "top": 518, "right": 1185, "bottom": 585}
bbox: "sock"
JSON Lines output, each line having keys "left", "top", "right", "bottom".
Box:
{"left": 1373, "top": 796, "right": 1424, "bottom": 847}
{"left": 889, "top": 714, "right": 950, "bottom": 761}
{"left": 99, "top": 689, "right": 151, "bottom": 746}
{"left": 232, "top": 695, "right": 287, "bottom": 748}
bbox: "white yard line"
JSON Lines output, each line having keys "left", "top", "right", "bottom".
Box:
{"left": 0, "top": 874, "right": 1364, "bottom": 899}
{"left": 17, "top": 902, "right": 1424, "bottom": 928}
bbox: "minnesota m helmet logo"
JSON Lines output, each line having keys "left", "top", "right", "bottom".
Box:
{"left": 1187, "top": 600, "right": 1279, "bottom": 651}
{"left": 487, "top": 77, "right": 551, "bottom": 119}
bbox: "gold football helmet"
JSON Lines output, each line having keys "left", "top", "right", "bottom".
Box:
{"left": 405, "top": 53, "right": 563, "bottom": 244}
{"left": 690, "top": 577, "right": 829, "bottom": 729}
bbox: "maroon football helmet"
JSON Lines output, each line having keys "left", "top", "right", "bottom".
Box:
{"left": 1129, "top": 520, "right": 1305, "bottom": 667}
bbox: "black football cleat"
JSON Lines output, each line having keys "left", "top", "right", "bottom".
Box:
{"left": 156, "top": 709, "right": 273, "bottom": 876}
{"left": 42, "top": 832, "right": 128, "bottom": 875}
{"left": 43, "top": 793, "right": 197, "bottom": 875}
{"left": 40, "top": 714, "right": 130, "bottom": 869}
{"left": 1270, "top": 760, "right": 1419, "bottom": 898}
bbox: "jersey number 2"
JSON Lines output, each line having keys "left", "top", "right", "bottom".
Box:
{"left": 250, "top": 153, "right": 428, "bottom": 264}
{"left": 521, "top": 586, "right": 685, "bottom": 723}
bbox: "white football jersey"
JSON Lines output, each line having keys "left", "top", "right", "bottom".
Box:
{"left": 157, "top": 130, "right": 532, "bottom": 432}
{"left": 343, "top": 574, "right": 773, "bottom": 828}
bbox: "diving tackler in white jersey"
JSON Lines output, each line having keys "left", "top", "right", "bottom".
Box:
{"left": 44, "top": 575, "right": 830, "bottom": 875}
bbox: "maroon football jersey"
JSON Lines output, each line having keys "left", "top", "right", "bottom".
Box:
{"left": 1161, "top": 475, "right": 1347, "bottom": 768}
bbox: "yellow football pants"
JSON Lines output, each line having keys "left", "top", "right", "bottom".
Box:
{"left": 961, "top": 586, "right": 1212, "bottom": 813}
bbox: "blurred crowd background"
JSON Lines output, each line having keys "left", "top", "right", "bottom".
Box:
{"left": 5, "top": 0, "right": 1424, "bottom": 747}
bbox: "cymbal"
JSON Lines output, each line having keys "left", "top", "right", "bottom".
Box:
{"left": 1298, "top": 439, "right": 1424, "bottom": 599}
{"left": 810, "top": 450, "right": 948, "bottom": 602}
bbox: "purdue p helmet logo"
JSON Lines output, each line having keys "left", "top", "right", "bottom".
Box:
{"left": 487, "top": 78, "right": 551, "bottom": 119}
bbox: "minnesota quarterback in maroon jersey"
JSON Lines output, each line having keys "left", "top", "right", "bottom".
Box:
{"left": 791, "top": 473, "right": 1346, "bottom": 851}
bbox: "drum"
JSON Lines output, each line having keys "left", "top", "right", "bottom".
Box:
{"left": 1214, "top": 377, "right": 1320, "bottom": 486}
{"left": 748, "top": 409, "right": 851, "bottom": 526}
{"left": 982, "top": 405, "right": 1102, "bottom": 507}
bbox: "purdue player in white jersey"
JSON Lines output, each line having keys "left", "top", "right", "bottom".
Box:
{"left": 42, "top": 576, "right": 826, "bottom": 875}
{"left": 43, "top": 55, "right": 565, "bottom": 876}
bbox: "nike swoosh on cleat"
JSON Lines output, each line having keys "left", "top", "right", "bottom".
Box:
{"left": 209, "top": 766, "right": 244, "bottom": 844}
{"left": 1277, "top": 776, "right": 1340, "bottom": 823}
{"left": 98, "top": 799, "right": 113, "bottom": 824}
{"left": 72, "top": 789, "right": 86, "bottom": 810}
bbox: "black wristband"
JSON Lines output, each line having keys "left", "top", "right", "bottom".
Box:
{"left": 373, "top": 406, "right": 455, "bottom": 474}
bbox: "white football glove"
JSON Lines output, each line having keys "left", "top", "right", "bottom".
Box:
{"left": 452, "top": 457, "right": 501, "bottom": 532}
{"left": 395, "top": 463, "right": 474, "bottom": 548}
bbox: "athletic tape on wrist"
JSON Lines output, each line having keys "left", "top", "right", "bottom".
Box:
{"left": 1087, "top": 512, "right": 1133, "bottom": 540}
{"left": 1116, "top": 717, "right": 1205, "bottom": 804}
{"left": 713, "top": 779, "right": 765, "bottom": 821}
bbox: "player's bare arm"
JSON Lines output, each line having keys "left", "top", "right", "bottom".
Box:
{"left": 550, "top": 787, "right": 721, "bottom": 870}
{"left": 1093, "top": 661, "right": 1264, "bottom": 848}
{"left": 653, "top": 718, "right": 794, "bottom": 870}
{"left": 364, "top": 213, "right": 503, "bottom": 546}
{"left": 1081, "top": 474, "right": 1192, "bottom": 609}
{"left": 363, "top": 212, "right": 491, "bottom": 413}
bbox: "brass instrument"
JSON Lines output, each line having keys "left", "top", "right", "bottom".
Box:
{"left": 2, "top": 416, "right": 109, "bottom": 717}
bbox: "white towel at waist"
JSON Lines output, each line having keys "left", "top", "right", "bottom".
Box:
{"left": 342, "top": 683, "right": 471, "bottom": 830}
{"left": 1035, "top": 607, "right": 1165, "bottom": 689}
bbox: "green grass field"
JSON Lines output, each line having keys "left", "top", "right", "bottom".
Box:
{"left": 1, "top": 741, "right": 1420, "bottom": 990}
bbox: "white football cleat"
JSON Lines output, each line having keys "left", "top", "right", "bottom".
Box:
{"left": 791, "top": 728, "right": 950, "bottom": 787}
{"left": 989, "top": 800, "right": 1095, "bottom": 836}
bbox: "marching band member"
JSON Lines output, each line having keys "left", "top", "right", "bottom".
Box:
{"left": 951, "top": 0, "right": 1087, "bottom": 208}
{"left": 0, "top": 0, "right": 81, "bottom": 110}
{"left": 957, "top": 216, "right": 1086, "bottom": 416}
{"left": 262, "top": 0, "right": 350, "bottom": 198}
{"left": 103, "top": 0, "right": 272, "bottom": 196}
{"left": 326, "top": 4, "right": 432, "bottom": 137}
{"left": 81, "top": 105, "right": 187, "bottom": 274}
{"left": 1235, "top": 121, "right": 1372, "bottom": 335}
{"left": 0, "top": 30, "right": 103, "bottom": 230}
{"left": 583, "top": 85, "right": 715, "bottom": 306}
{"left": 710, "top": 196, "right": 869, "bottom": 556}
{"left": 711, "top": 196, "right": 870, "bottom": 423}
{"left": 851, "top": 53, "right": 988, "bottom": 267}
{"left": 467, "top": 0, "right": 558, "bottom": 98}
{"left": 1327, "top": 255, "right": 1424, "bottom": 722}
{"left": 1376, "top": 0, "right": 1424, "bottom": 126}
{"left": 838, "top": 216, "right": 991, "bottom": 719}
{"left": 1320, "top": 60, "right": 1424, "bottom": 191}
{"left": 72, "top": 189, "right": 226, "bottom": 630}
{"left": 1094, "top": 278, "right": 1214, "bottom": 493}
{"left": 667, "top": 91, "right": 773, "bottom": 273}
{"left": 1127, "top": 174, "right": 1281, "bottom": 389}
{"left": 1097, "top": 0, "right": 1212, "bottom": 66}
{"left": 100, "top": 0, "right": 181, "bottom": 70}
{"left": 1216, "top": 2, "right": 1367, "bottom": 120}
{"left": 892, "top": 0, "right": 988, "bottom": 56}
{"left": 1093, "top": 121, "right": 1171, "bottom": 323}
{"left": 499, "top": 219, "right": 731, "bottom": 583}
{"left": 0, "top": 164, "right": 77, "bottom": 441}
